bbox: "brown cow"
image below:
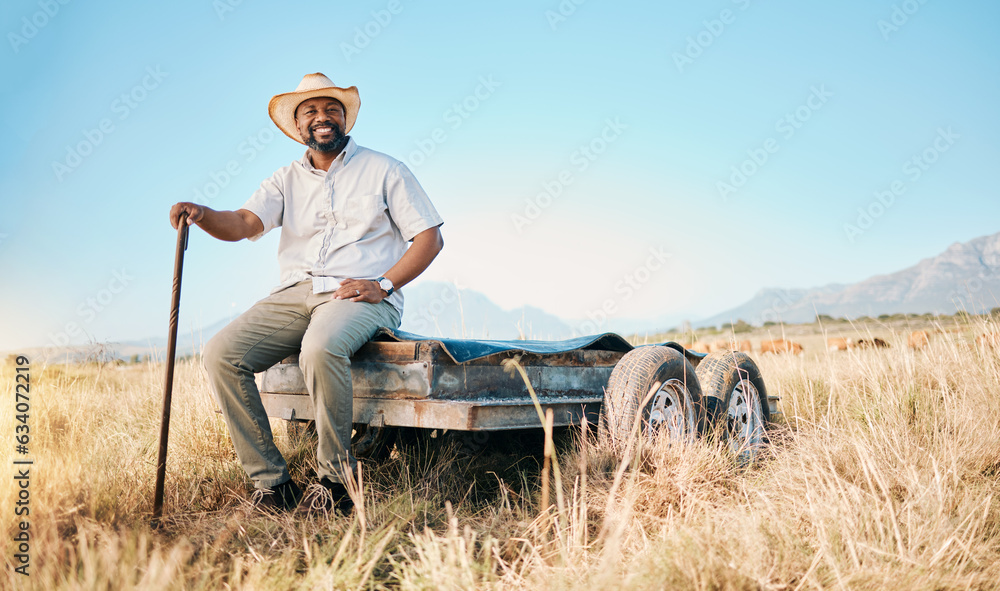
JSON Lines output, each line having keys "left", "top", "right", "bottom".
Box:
{"left": 737, "top": 340, "right": 753, "bottom": 352}
{"left": 977, "top": 332, "right": 1000, "bottom": 348}
{"left": 908, "top": 331, "right": 930, "bottom": 349}
{"left": 827, "top": 337, "right": 849, "bottom": 351}
{"left": 712, "top": 339, "right": 731, "bottom": 352}
{"left": 690, "top": 342, "right": 712, "bottom": 353}
{"left": 760, "top": 339, "right": 804, "bottom": 354}
{"left": 853, "top": 337, "right": 890, "bottom": 349}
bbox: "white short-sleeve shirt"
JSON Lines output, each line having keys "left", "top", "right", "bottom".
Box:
{"left": 241, "top": 137, "right": 443, "bottom": 314}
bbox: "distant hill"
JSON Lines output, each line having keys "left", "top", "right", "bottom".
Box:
{"left": 700, "top": 231, "right": 1000, "bottom": 327}
{"left": 398, "top": 281, "right": 574, "bottom": 340}
{"left": 17, "top": 232, "right": 999, "bottom": 363}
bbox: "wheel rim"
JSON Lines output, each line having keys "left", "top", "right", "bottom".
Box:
{"left": 727, "top": 379, "right": 764, "bottom": 457}
{"left": 647, "top": 378, "right": 695, "bottom": 443}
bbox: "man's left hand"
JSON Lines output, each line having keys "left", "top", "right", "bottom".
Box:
{"left": 333, "top": 278, "right": 385, "bottom": 303}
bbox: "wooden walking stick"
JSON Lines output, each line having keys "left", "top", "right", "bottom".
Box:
{"left": 152, "top": 212, "right": 189, "bottom": 526}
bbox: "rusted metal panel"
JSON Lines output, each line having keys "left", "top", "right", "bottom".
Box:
{"left": 352, "top": 361, "right": 432, "bottom": 398}
{"left": 258, "top": 364, "right": 306, "bottom": 394}
{"left": 257, "top": 339, "right": 624, "bottom": 431}
{"left": 427, "top": 364, "right": 613, "bottom": 401}
{"left": 259, "top": 361, "right": 432, "bottom": 398}
{"left": 261, "top": 392, "right": 602, "bottom": 430}
{"left": 467, "top": 398, "right": 601, "bottom": 431}
{"left": 261, "top": 392, "right": 312, "bottom": 422}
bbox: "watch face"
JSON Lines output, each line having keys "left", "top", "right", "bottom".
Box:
{"left": 379, "top": 278, "right": 393, "bottom": 291}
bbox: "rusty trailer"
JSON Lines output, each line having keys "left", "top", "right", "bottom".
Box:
{"left": 257, "top": 329, "right": 780, "bottom": 456}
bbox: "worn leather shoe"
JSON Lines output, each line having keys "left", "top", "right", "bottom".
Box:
{"left": 254, "top": 479, "right": 303, "bottom": 512}
{"left": 296, "top": 477, "right": 354, "bottom": 516}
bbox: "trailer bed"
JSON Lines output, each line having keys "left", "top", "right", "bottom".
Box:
{"left": 257, "top": 329, "right": 632, "bottom": 431}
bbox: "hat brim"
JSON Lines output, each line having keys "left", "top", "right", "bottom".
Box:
{"left": 268, "top": 86, "right": 360, "bottom": 144}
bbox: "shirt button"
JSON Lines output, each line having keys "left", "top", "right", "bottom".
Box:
{"left": 338, "top": 222, "right": 348, "bottom": 229}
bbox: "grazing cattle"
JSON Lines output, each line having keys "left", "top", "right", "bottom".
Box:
{"left": 908, "top": 331, "right": 930, "bottom": 349}
{"left": 977, "top": 332, "right": 1000, "bottom": 348}
{"left": 760, "top": 339, "right": 804, "bottom": 354}
{"left": 827, "top": 337, "right": 849, "bottom": 351}
{"left": 854, "top": 337, "right": 890, "bottom": 349}
{"left": 710, "top": 340, "right": 753, "bottom": 352}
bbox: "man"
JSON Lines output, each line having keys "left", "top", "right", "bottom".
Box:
{"left": 169, "top": 73, "right": 444, "bottom": 514}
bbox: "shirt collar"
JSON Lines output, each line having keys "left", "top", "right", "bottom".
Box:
{"left": 299, "top": 136, "right": 358, "bottom": 173}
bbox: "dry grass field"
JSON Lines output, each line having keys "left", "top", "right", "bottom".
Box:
{"left": 2, "top": 318, "right": 1000, "bottom": 590}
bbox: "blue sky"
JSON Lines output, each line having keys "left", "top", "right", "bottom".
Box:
{"left": 1, "top": 0, "right": 998, "bottom": 351}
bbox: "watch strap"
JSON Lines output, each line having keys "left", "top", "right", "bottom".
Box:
{"left": 376, "top": 276, "right": 394, "bottom": 297}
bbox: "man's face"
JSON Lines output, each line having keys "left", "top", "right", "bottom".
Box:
{"left": 295, "top": 97, "right": 347, "bottom": 152}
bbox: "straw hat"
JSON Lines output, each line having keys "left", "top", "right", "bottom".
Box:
{"left": 268, "top": 73, "right": 360, "bottom": 144}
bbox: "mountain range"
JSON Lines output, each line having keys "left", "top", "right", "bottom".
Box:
{"left": 699, "top": 231, "right": 1000, "bottom": 327}
{"left": 15, "top": 231, "right": 1000, "bottom": 362}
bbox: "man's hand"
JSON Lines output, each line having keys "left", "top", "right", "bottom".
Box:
{"left": 167, "top": 203, "right": 264, "bottom": 242}
{"left": 330, "top": 226, "right": 443, "bottom": 304}
{"left": 170, "top": 202, "right": 205, "bottom": 228}
{"left": 333, "top": 278, "right": 386, "bottom": 303}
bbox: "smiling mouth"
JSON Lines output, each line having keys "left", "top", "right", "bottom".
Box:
{"left": 312, "top": 126, "right": 334, "bottom": 134}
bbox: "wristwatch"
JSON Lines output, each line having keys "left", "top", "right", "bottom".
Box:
{"left": 376, "top": 276, "right": 394, "bottom": 296}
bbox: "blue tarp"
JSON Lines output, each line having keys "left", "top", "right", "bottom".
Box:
{"left": 371, "top": 327, "right": 637, "bottom": 364}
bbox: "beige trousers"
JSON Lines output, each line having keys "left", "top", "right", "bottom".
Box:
{"left": 203, "top": 280, "right": 400, "bottom": 489}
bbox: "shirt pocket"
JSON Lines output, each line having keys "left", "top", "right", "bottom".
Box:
{"left": 339, "top": 193, "right": 386, "bottom": 239}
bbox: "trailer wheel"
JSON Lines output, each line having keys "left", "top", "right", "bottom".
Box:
{"left": 602, "top": 345, "right": 705, "bottom": 452}
{"left": 695, "top": 351, "right": 769, "bottom": 460}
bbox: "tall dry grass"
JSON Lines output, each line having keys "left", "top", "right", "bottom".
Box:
{"left": 2, "top": 323, "right": 999, "bottom": 589}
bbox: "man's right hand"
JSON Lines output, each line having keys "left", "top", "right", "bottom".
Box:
{"left": 170, "top": 202, "right": 205, "bottom": 229}
{"left": 167, "top": 203, "right": 264, "bottom": 242}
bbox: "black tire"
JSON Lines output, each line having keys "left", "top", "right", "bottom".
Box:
{"left": 601, "top": 345, "right": 705, "bottom": 452}
{"left": 695, "top": 351, "right": 769, "bottom": 459}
